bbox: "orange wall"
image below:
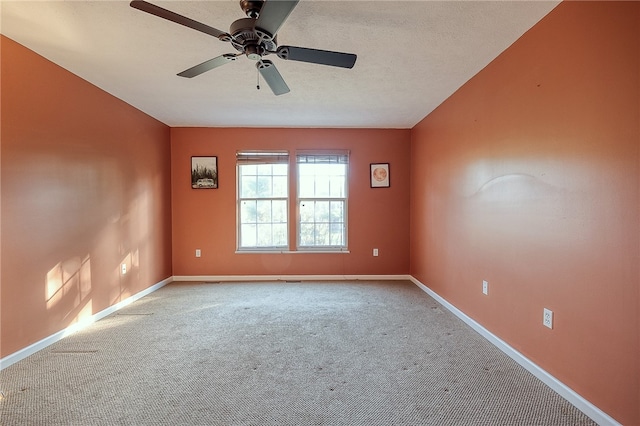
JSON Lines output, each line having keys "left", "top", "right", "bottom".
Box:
{"left": 0, "top": 36, "right": 173, "bottom": 357}
{"left": 171, "top": 127, "right": 410, "bottom": 276}
{"left": 409, "top": 2, "right": 639, "bottom": 424}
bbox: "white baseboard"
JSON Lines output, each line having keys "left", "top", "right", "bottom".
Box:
{"left": 173, "top": 274, "right": 413, "bottom": 282}
{"left": 0, "top": 276, "right": 172, "bottom": 371}
{"left": 408, "top": 276, "right": 620, "bottom": 426}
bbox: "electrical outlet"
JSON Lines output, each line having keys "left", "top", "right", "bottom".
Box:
{"left": 121, "top": 263, "right": 127, "bottom": 275}
{"left": 195, "top": 249, "right": 201, "bottom": 258}
{"left": 543, "top": 308, "right": 553, "bottom": 329}
{"left": 373, "top": 248, "right": 379, "bottom": 257}
{"left": 482, "top": 280, "right": 488, "bottom": 295}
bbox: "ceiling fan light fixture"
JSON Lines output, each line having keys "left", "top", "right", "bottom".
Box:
{"left": 244, "top": 44, "right": 264, "bottom": 61}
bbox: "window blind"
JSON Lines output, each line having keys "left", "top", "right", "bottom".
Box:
{"left": 296, "top": 150, "right": 349, "bottom": 164}
{"left": 236, "top": 151, "right": 289, "bottom": 164}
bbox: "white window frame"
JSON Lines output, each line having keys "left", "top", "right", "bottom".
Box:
{"left": 236, "top": 151, "right": 289, "bottom": 251}
{"left": 296, "top": 151, "right": 349, "bottom": 251}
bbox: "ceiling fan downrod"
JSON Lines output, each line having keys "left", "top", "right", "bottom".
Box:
{"left": 239, "top": 0, "right": 264, "bottom": 19}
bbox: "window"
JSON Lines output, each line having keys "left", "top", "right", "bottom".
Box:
{"left": 237, "top": 151, "right": 289, "bottom": 250}
{"left": 236, "top": 150, "right": 349, "bottom": 252}
{"left": 297, "top": 152, "right": 348, "bottom": 249}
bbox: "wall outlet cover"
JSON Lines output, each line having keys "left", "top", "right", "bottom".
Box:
{"left": 543, "top": 308, "right": 553, "bottom": 329}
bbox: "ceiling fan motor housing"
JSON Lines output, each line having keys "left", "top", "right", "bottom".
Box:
{"left": 229, "top": 18, "right": 277, "bottom": 60}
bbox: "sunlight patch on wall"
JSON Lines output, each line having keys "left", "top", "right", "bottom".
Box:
{"left": 46, "top": 255, "right": 92, "bottom": 310}
{"left": 74, "top": 299, "right": 94, "bottom": 325}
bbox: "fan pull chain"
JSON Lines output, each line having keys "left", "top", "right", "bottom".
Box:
{"left": 256, "top": 68, "right": 260, "bottom": 90}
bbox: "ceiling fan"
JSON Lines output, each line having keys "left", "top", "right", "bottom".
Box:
{"left": 130, "top": 0, "right": 357, "bottom": 95}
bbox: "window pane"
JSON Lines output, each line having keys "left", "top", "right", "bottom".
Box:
{"left": 257, "top": 200, "right": 272, "bottom": 223}
{"left": 300, "top": 224, "right": 315, "bottom": 246}
{"left": 273, "top": 164, "right": 288, "bottom": 176}
{"left": 272, "top": 200, "right": 287, "bottom": 223}
{"left": 273, "top": 176, "right": 288, "bottom": 197}
{"left": 330, "top": 201, "right": 343, "bottom": 222}
{"left": 241, "top": 200, "right": 257, "bottom": 223}
{"left": 256, "top": 176, "right": 272, "bottom": 197}
{"left": 241, "top": 224, "right": 256, "bottom": 247}
{"left": 314, "top": 201, "right": 330, "bottom": 223}
{"left": 298, "top": 163, "right": 346, "bottom": 199}
{"left": 299, "top": 175, "right": 315, "bottom": 198}
{"left": 315, "top": 178, "right": 330, "bottom": 197}
{"left": 298, "top": 163, "right": 315, "bottom": 176}
{"left": 300, "top": 202, "right": 314, "bottom": 223}
{"left": 257, "top": 224, "right": 272, "bottom": 246}
{"left": 330, "top": 223, "right": 344, "bottom": 245}
{"left": 327, "top": 164, "right": 345, "bottom": 176}
{"left": 242, "top": 164, "right": 257, "bottom": 175}
{"left": 240, "top": 175, "right": 256, "bottom": 198}
{"left": 315, "top": 223, "right": 330, "bottom": 245}
{"left": 257, "top": 164, "right": 272, "bottom": 175}
{"left": 273, "top": 224, "right": 288, "bottom": 246}
{"left": 329, "top": 176, "right": 345, "bottom": 197}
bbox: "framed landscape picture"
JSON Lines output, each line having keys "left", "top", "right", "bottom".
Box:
{"left": 191, "top": 156, "right": 218, "bottom": 189}
{"left": 370, "top": 163, "right": 390, "bottom": 188}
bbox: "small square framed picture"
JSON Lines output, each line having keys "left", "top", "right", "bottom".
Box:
{"left": 370, "top": 163, "right": 390, "bottom": 188}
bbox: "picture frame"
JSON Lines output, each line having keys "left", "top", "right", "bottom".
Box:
{"left": 370, "top": 163, "right": 390, "bottom": 188}
{"left": 191, "top": 156, "right": 218, "bottom": 189}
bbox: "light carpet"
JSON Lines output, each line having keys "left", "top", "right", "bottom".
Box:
{"left": 0, "top": 281, "right": 595, "bottom": 425}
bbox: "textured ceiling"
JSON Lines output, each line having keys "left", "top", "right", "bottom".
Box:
{"left": 0, "top": 1, "right": 559, "bottom": 128}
